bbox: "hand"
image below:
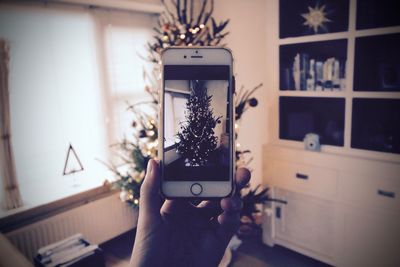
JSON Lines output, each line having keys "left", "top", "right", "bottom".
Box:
{"left": 130, "top": 159, "right": 251, "bottom": 267}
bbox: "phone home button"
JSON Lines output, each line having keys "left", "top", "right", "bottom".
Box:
{"left": 190, "top": 183, "right": 203, "bottom": 196}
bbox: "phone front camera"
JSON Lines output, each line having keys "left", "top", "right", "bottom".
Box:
{"left": 184, "top": 55, "right": 187, "bottom": 58}
{"left": 195, "top": 50, "right": 198, "bottom": 54}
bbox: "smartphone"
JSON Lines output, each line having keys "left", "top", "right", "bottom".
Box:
{"left": 159, "top": 47, "right": 235, "bottom": 198}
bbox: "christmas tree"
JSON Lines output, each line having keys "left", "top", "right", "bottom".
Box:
{"left": 176, "top": 80, "right": 221, "bottom": 166}
{"left": 105, "top": 0, "right": 276, "bottom": 229}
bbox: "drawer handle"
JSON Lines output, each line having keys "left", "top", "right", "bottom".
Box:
{"left": 296, "top": 173, "right": 308, "bottom": 180}
{"left": 377, "top": 189, "right": 395, "bottom": 199}
{"left": 275, "top": 207, "right": 281, "bottom": 219}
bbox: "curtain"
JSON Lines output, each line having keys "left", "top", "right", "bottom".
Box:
{"left": 0, "top": 39, "right": 23, "bottom": 210}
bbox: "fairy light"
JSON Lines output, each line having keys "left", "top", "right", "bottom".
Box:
{"left": 133, "top": 199, "right": 139, "bottom": 205}
{"left": 148, "top": 130, "right": 155, "bottom": 136}
{"left": 199, "top": 24, "right": 205, "bottom": 29}
{"left": 235, "top": 123, "right": 239, "bottom": 130}
{"left": 147, "top": 140, "right": 158, "bottom": 149}
{"left": 180, "top": 34, "right": 185, "bottom": 39}
{"left": 236, "top": 142, "right": 241, "bottom": 148}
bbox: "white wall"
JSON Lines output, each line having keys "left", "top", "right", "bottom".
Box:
{"left": 214, "top": 0, "right": 271, "bottom": 186}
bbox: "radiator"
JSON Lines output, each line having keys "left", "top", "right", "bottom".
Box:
{"left": 5, "top": 193, "right": 138, "bottom": 261}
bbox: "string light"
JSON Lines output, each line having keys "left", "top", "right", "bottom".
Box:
{"left": 199, "top": 24, "right": 205, "bottom": 29}
{"left": 235, "top": 123, "right": 239, "bottom": 130}
{"left": 180, "top": 34, "right": 185, "bottom": 39}
{"left": 133, "top": 199, "right": 139, "bottom": 205}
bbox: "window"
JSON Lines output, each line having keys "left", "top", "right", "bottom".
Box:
{"left": 0, "top": 3, "right": 155, "bottom": 214}
{"left": 100, "top": 10, "right": 155, "bottom": 142}
{"left": 164, "top": 80, "right": 191, "bottom": 148}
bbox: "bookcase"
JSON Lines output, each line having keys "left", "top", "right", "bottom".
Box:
{"left": 263, "top": 0, "right": 400, "bottom": 266}
{"left": 270, "top": 0, "right": 400, "bottom": 161}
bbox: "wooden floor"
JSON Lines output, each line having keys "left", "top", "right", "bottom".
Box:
{"left": 100, "top": 229, "right": 331, "bottom": 267}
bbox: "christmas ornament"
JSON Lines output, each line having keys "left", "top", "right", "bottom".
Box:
{"left": 63, "top": 143, "right": 84, "bottom": 187}
{"left": 248, "top": 98, "right": 258, "bottom": 107}
{"left": 301, "top": 3, "right": 332, "bottom": 34}
{"left": 119, "top": 190, "right": 129, "bottom": 202}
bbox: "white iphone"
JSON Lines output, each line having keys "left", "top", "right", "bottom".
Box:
{"left": 159, "top": 47, "right": 235, "bottom": 198}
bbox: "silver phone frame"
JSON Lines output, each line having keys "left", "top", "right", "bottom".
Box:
{"left": 159, "top": 47, "right": 235, "bottom": 199}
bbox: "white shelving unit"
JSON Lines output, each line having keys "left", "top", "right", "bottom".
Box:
{"left": 268, "top": 0, "right": 400, "bottom": 163}
{"left": 263, "top": 1, "right": 400, "bottom": 266}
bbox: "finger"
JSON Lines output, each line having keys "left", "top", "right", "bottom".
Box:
{"left": 196, "top": 168, "right": 251, "bottom": 218}
{"left": 196, "top": 200, "right": 222, "bottom": 219}
{"left": 216, "top": 211, "right": 241, "bottom": 244}
{"left": 138, "top": 159, "right": 162, "bottom": 223}
{"left": 220, "top": 195, "right": 242, "bottom": 213}
{"left": 161, "top": 199, "right": 196, "bottom": 218}
{"left": 235, "top": 167, "right": 251, "bottom": 193}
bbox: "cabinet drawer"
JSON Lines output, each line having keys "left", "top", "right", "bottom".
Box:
{"left": 268, "top": 160, "right": 337, "bottom": 200}
{"left": 341, "top": 172, "right": 400, "bottom": 212}
{"left": 342, "top": 208, "right": 400, "bottom": 267}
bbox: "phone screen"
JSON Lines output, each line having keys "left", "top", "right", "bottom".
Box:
{"left": 163, "top": 65, "right": 231, "bottom": 181}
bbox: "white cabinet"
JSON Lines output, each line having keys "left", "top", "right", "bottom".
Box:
{"left": 342, "top": 209, "right": 400, "bottom": 267}
{"left": 273, "top": 188, "right": 337, "bottom": 265}
{"left": 262, "top": 144, "right": 400, "bottom": 267}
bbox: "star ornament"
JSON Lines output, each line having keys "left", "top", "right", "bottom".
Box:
{"left": 301, "top": 4, "right": 332, "bottom": 34}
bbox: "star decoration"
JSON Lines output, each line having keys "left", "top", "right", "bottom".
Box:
{"left": 301, "top": 3, "right": 332, "bottom": 34}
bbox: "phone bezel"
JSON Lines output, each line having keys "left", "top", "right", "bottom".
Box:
{"left": 159, "top": 47, "right": 235, "bottom": 199}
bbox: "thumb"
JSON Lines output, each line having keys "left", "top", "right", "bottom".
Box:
{"left": 138, "top": 159, "right": 162, "bottom": 224}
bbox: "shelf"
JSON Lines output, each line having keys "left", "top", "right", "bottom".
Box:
{"left": 278, "top": 26, "right": 400, "bottom": 45}
{"left": 354, "top": 33, "right": 400, "bottom": 92}
{"left": 356, "top": 0, "right": 400, "bottom": 30}
{"left": 279, "top": 32, "right": 350, "bottom": 45}
{"left": 279, "top": 91, "right": 345, "bottom": 97}
{"left": 279, "top": 96, "right": 345, "bottom": 147}
{"left": 280, "top": 39, "right": 347, "bottom": 91}
{"left": 352, "top": 92, "right": 400, "bottom": 99}
{"left": 278, "top": 91, "right": 400, "bottom": 99}
{"left": 271, "top": 139, "right": 400, "bottom": 164}
{"left": 354, "top": 26, "right": 400, "bottom": 37}
{"left": 279, "top": 0, "right": 349, "bottom": 39}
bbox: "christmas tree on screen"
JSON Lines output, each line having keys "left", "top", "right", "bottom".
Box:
{"left": 176, "top": 80, "right": 221, "bottom": 166}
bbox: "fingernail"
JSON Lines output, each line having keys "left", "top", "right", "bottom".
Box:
{"left": 147, "top": 160, "right": 153, "bottom": 174}
{"left": 232, "top": 198, "right": 242, "bottom": 210}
